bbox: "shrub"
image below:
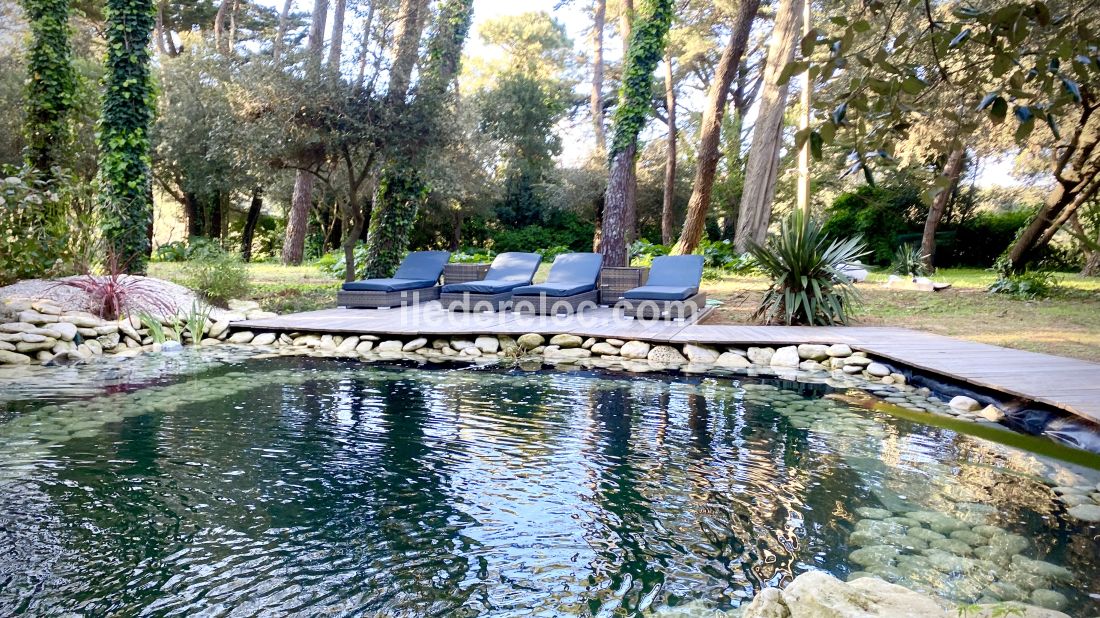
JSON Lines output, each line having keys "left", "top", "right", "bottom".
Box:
{"left": 57, "top": 255, "right": 178, "bottom": 320}
{"left": 451, "top": 249, "right": 496, "bottom": 263}
{"left": 750, "top": 210, "right": 868, "bottom": 326}
{"left": 698, "top": 238, "right": 757, "bottom": 273}
{"left": 822, "top": 183, "right": 923, "bottom": 264}
{"left": 153, "top": 237, "right": 231, "bottom": 263}
{"left": 890, "top": 243, "right": 929, "bottom": 277}
{"left": 988, "top": 259, "right": 1059, "bottom": 300}
{"left": 316, "top": 243, "right": 368, "bottom": 280}
{"left": 185, "top": 249, "right": 250, "bottom": 304}
{"left": 0, "top": 168, "right": 70, "bottom": 284}
{"left": 939, "top": 209, "right": 1035, "bottom": 268}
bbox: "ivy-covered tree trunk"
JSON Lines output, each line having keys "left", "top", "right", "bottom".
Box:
{"left": 23, "top": 0, "right": 75, "bottom": 179}
{"left": 671, "top": 0, "right": 758, "bottom": 255}
{"left": 360, "top": 0, "right": 473, "bottom": 279}
{"left": 599, "top": 0, "right": 673, "bottom": 267}
{"left": 660, "top": 50, "right": 676, "bottom": 246}
{"left": 733, "top": 0, "right": 802, "bottom": 253}
{"left": 99, "top": 0, "right": 156, "bottom": 272}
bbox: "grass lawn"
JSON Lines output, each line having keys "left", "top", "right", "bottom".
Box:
{"left": 150, "top": 261, "right": 1100, "bottom": 362}
{"left": 704, "top": 268, "right": 1100, "bottom": 362}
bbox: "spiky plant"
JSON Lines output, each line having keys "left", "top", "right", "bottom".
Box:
{"left": 54, "top": 254, "right": 178, "bottom": 320}
{"left": 749, "top": 210, "right": 868, "bottom": 326}
{"left": 891, "top": 243, "right": 929, "bottom": 277}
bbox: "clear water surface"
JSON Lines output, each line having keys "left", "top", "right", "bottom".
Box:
{"left": 0, "top": 351, "right": 1098, "bottom": 616}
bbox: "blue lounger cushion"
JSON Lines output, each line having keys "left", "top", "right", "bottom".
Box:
{"left": 622, "top": 285, "right": 698, "bottom": 301}
{"left": 513, "top": 253, "right": 603, "bottom": 297}
{"left": 342, "top": 278, "right": 439, "bottom": 292}
{"left": 441, "top": 252, "right": 541, "bottom": 294}
{"left": 621, "top": 255, "right": 704, "bottom": 301}
{"left": 342, "top": 250, "right": 450, "bottom": 292}
{"left": 442, "top": 279, "right": 528, "bottom": 294}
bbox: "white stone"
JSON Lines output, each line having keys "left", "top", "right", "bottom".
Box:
{"left": 949, "top": 395, "right": 982, "bottom": 412}
{"left": 799, "top": 360, "right": 825, "bottom": 372}
{"left": 84, "top": 339, "right": 103, "bottom": 355}
{"left": 59, "top": 313, "right": 104, "bottom": 328}
{"left": 376, "top": 340, "right": 403, "bottom": 352}
{"left": 826, "top": 343, "right": 853, "bottom": 357}
{"left": 606, "top": 338, "right": 625, "bottom": 346}
{"left": 336, "top": 336, "right": 360, "bottom": 352}
{"left": 517, "top": 333, "right": 544, "bottom": 350}
{"left": 770, "top": 346, "right": 800, "bottom": 368}
{"left": 246, "top": 310, "right": 278, "bottom": 320}
{"left": 647, "top": 345, "right": 686, "bottom": 365}
{"left": 619, "top": 340, "right": 651, "bottom": 359}
{"left": 403, "top": 337, "right": 428, "bottom": 352}
{"left": 0, "top": 322, "right": 36, "bottom": 333}
{"left": 228, "top": 331, "right": 255, "bottom": 344}
{"left": 797, "top": 344, "right": 829, "bottom": 360}
{"left": 207, "top": 320, "right": 230, "bottom": 339}
{"left": 52, "top": 322, "right": 78, "bottom": 341}
{"left": 461, "top": 346, "right": 482, "bottom": 357}
{"left": 590, "top": 342, "right": 620, "bottom": 356}
{"left": 19, "top": 310, "right": 58, "bottom": 324}
{"left": 252, "top": 333, "right": 278, "bottom": 346}
{"left": 228, "top": 299, "right": 261, "bottom": 312}
{"left": 844, "top": 356, "right": 873, "bottom": 367}
{"left": 0, "top": 350, "right": 31, "bottom": 364}
{"left": 355, "top": 340, "right": 375, "bottom": 353}
{"left": 450, "top": 338, "right": 475, "bottom": 351}
{"left": 474, "top": 336, "right": 499, "bottom": 354}
{"left": 715, "top": 352, "right": 752, "bottom": 369}
{"left": 549, "top": 334, "right": 583, "bottom": 348}
{"left": 979, "top": 404, "right": 1006, "bottom": 422}
{"left": 747, "top": 346, "right": 775, "bottom": 365}
{"left": 1066, "top": 504, "right": 1100, "bottom": 522}
{"left": 866, "top": 362, "right": 891, "bottom": 377}
{"left": 581, "top": 337, "right": 596, "bottom": 349}
{"left": 683, "top": 343, "right": 719, "bottom": 364}
{"left": 544, "top": 347, "right": 591, "bottom": 360}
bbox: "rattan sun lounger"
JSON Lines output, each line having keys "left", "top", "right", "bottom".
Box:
{"left": 511, "top": 253, "right": 603, "bottom": 316}
{"left": 439, "top": 252, "right": 542, "bottom": 311}
{"left": 616, "top": 255, "right": 707, "bottom": 319}
{"left": 336, "top": 251, "right": 450, "bottom": 309}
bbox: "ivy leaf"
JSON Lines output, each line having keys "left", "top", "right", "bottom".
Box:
{"left": 832, "top": 102, "right": 848, "bottom": 125}
{"left": 901, "top": 76, "right": 925, "bottom": 94}
{"left": 989, "top": 97, "right": 1008, "bottom": 124}
{"left": 778, "top": 61, "right": 809, "bottom": 86}
{"left": 1013, "top": 105, "right": 1033, "bottom": 123}
{"left": 1015, "top": 117, "right": 1035, "bottom": 141}
{"left": 852, "top": 19, "right": 871, "bottom": 33}
{"left": 800, "top": 29, "right": 818, "bottom": 56}
{"left": 948, "top": 29, "right": 971, "bottom": 48}
{"left": 1062, "top": 78, "right": 1082, "bottom": 103}
{"left": 809, "top": 131, "right": 824, "bottom": 160}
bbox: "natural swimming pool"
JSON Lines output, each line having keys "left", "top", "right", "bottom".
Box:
{"left": 1, "top": 351, "right": 1098, "bottom": 615}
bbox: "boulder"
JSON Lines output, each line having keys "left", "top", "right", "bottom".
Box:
{"left": 402, "top": 337, "right": 428, "bottom": 352}
{"left": 747, "top": 346, "right": 775, "bottom": 365}
{"left": 682, "top": 343, "right": 719, "bottom": 364}
{"left": 715, "top": 352, "right": 752, "bottom": 369}
{"left": 0, "top": 341, "right": 13, "bottom": 351}
{"left": 228, "top": 331, "right": 255, "bottom": 344}
{"left": 60, "top": 313, "right": 104, "bottom": 328}
{"left": 549, "top": 334, "right": 584, "bottom": 348}
{"left": 31, "top": 301, "right": 62, "bottom": 315}
{"left": 517, "top": 333, "right": 544, "bottom": 350}
{"left": 498, "top": 336, "right": 520, "bottom": 356}
{"left": 866, "top": 362, "right": 891, "bottom": 377}
{"left": 949, "top": 396, "right": 982, "bottom": 412}
{"left": 84, "top": 339, "right": 103, "bottom": 355}
{"left": 770, "top": 346, "right": 800, "bottom": 368}
{"left": 979, "top": 405, "right": 1005, "bottom": 422}
{"left": 827, "top": 343, "right": 853, "bottom": 357}
{"left": 450, "top": 338, "right": 476, "bottom": 351}
{"left": 207, "top": 320, "right": 231, "bottom": 339}
{"left": 797, "top": 344, "right": 829, "bottom": 361}
{"left": 252, "top": 333, "right": 278, "bottom": 346}
{"left": 619, "top": 340, "right": 651, "bottom": 359}
{"left": 0, "top": 322, "right": 36, "bottom": 333}
{"left": 19, "top": 310, "right": 58, "bottom": 324}
{"left": 52, "top": 322, "right": 78, "bottom": 341}
{"left": 16, "top": 339, "right": 56, "bottom": 353}
{"left": 475, "top": 336, "right": 499, "bottom": 354}
{"left": 376, "top": 340, "right": 403, "bottom": 352}
{"left": 0, "top": 350, "right": 31, "bottom": 364}
{"left": 647, "top": 345, "right": 687, "bottom": 365}
{"left": 590, "top": 342, "right": 620, "bottom": 356}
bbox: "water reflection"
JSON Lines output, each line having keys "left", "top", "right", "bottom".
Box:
{"left": 0, "top": 359, "right": 1097, "bottom": 616}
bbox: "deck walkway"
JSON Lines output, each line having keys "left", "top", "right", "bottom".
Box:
{"left": 236, "top": 305, "right": 1100, "bottom": 424}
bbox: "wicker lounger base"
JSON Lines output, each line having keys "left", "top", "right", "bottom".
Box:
{"left": 440, "top": 291, "right": 513, "bottom": 312}
{"left": 617, "top": 292, "right": 706, "bottom": 320}
{"left": 336, "top": 286, "right": 441, "bottom": 309}
{"left": 512, "top": 290, "right": 600, "bottom": 315}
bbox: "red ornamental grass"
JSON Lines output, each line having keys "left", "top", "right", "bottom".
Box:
{"left": 54, "top": 256, "right": 178, "bottom": 321}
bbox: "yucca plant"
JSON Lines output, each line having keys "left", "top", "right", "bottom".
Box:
{"left": 891, "top": 243, "right": 929, "bottom": 277}
{"left": 749, "top": 210, "right": 868, "bottom": 325}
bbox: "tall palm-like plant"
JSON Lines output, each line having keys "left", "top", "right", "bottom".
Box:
{"left": 749, "top": 210, "right": 868, "bottom": 325}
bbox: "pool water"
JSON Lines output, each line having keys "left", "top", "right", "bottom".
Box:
{"left": 1, "top": 353, "right": 1098, "bottom": 616}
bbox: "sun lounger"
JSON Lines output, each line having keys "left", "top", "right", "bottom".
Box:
{"left": 511, "top": 253, "right": 603, "bottom": 315}
{"left": 617, "top": 255, "right": 706, "bottom": 319}
{"left": 336, "top": 251, "right": 450, "bottom": 309}
{"left": 439, "top": 252, "right": 542, "bottom": 311}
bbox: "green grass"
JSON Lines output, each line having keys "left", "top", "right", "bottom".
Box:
{"left": 149, "top": 261, "right": 340, "bottom": 315}
{"left": 705, "top": 266, "right": 1100, "bottom": 362}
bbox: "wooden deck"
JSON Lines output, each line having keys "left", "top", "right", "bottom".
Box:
{"left": 235, "top": 305, "right": 1100, "bottom": 425}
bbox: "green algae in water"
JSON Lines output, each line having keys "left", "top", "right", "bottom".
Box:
{"left": 0, "top": 355, "right": 1097, "bottom": 616}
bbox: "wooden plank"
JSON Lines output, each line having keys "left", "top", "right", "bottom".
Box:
{"left": 234, "top": 304, "right": 1100, "bottom": 424}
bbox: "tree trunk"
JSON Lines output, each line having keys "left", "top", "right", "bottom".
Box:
{"left": 354, "top": 3, "right": 376, "bottom": 89}
{"left": 671, "top": 0, "right": 759, "bottom": 255}
{"left": 599, "top": 0, "right": 673, "bottom": 266}
{"left": 619, "top": 0, "right": 633, "bottom": 56}
{"left": 282, "top": 171, "right": 313, "bottom": 264}
{"left": 227, "top": 0, "right": 240, "bottom": 52}
{"left": 795, "top": 0, "right": 811, "bottom": 215}
{"left": 184, "top": 192, "right": 201, "bottom": 237}
{"left": 602, "top": 144, "right": 637, "bottom": 266}
{"left": 273, "top": 0, "right": 293, "bottom": 62}
{"left": 386, "top": 0, "right": 429, "bottom": 105}
{"left": 591, "top": 0, "right": 607, "bottom": 153}
{"left": 733, "top": 0, "right": 803, "bottom": 252}
{"left": 920, "top": 146, "right": 966, "bottom": 270}
{"left": 1070, "top": 213, "right": 1100, "bottom": 276}
{"left": 327, "top": 0, "right": 346, "bottom": 74}
{"left": 592, "top": 193, "right": 604, "bottom": 251}
{"left": 241, "top": 187, "right": 263, "bottom": 262}
{"left": 213, "top": 0, "right": 228, "bottom": 53}
{"left": 660, "top": 50, "right": 676, "bottom": 246}
{"left": 154, "top": 2, "right": 167, "bottom": 55}
{"left": 305, "top": 0, "right": 329, "bottom": 74}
